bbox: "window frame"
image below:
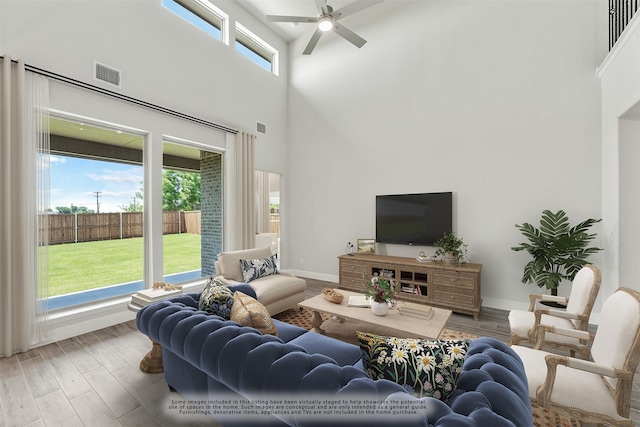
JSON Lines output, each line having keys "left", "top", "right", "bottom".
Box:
{"left": 164, "top": 0, "right": 229, "bottom": 45}
{"left": 235, "top": 22, "right": 279, "bottom": 75}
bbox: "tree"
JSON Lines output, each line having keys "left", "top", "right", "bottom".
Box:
{"left": 162, "top": 170, "right": 201, "bottom": 211}
{"left": 116, "top": 171, "right": 201, "bottom": 213}
{"left": 119, "top": 188, "right": 143, "bottom": 212}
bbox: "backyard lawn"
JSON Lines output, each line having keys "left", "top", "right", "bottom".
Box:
{"left": 47, "top": 233, "right": 201, "bottom": 296}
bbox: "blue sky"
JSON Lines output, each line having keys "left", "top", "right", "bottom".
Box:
{"left": 50, "top": 155, "right": 143, "bottom": 213}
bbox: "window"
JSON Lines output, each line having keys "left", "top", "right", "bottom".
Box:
{"left": 162, "top": 0, "right": 228, "bottom": 44}
{"left": 45, "top": 118, "right": 225, "bottom": 310}
{"left": 163, "top": 0, "right": 278, "bottom": 74}
{"left": 235, "top": 22, "right": 279, "bottom": 75}
{"left": 47, "top": 117, "right": 146, "bottom": 310}
{"left": 162, "top": 140, "right": 207, "bottom": 284}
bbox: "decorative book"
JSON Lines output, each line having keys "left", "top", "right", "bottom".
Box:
{"left": 347, "top": 295, "right": 371, "bottom": 307}
{"left": 399, "top": 302, "right": 434, "bottom": 320}
{"left": 131, "top": 287, "right": 183, "bottom": 306}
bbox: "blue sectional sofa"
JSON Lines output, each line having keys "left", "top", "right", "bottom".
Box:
{"left": 136, "top": 284, "right": 532, "bottom": 426}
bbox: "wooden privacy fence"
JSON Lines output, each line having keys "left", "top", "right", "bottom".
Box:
{"left": 46, "top": 211, "right": 201, "bottom": 245}
{"left": 270, "top": 213, "right": 279, "bottom": 234}
{"left": 183, "top": 211, "right": 201, "bottom": 234}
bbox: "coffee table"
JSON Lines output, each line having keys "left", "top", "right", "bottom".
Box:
{"left": 298, "top": 289, "right": 452, "bottom": 339}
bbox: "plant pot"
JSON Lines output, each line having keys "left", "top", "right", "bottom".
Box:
{"left": 443, "top": 252, "right": 458, "bottom": 265}
{"left": 370, "top": 301, "right": 389, "bottom": 316}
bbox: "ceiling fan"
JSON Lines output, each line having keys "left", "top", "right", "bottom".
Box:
{"left": 267, "top": 0, "right": 383, "bottom": 55}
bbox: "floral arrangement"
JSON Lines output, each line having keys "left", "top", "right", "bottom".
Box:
{"left": 364, "top": 273, "right": 395, "bottom": 303}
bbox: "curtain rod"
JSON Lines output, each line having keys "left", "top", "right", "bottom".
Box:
{"left": 1, "top": 55, "right": 238, "bottom": 135}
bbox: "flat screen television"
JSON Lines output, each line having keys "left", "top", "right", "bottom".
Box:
{"left": 376, "top": 192, "right": 452, "bottom": 246}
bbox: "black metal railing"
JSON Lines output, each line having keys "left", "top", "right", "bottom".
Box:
{"left": 610, "top": 0, "right": 639, "bottom": 49}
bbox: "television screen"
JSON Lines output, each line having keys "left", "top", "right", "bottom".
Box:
{"left": 376, "top": 192, "right": 452, "bottom": 245}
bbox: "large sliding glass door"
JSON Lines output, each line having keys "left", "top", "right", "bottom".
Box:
{"left": 162, "top": 140, "right": 202, "bottom": 283}
{"left": 255, "top": 171, "right": 281, "bottom": 257}
{"left": 47, "top": 117, "right": 146, "bottom": 310}
{"left": 43, "top": 110, "right": 227, "bottom": 313}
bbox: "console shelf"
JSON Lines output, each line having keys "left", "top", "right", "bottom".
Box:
{"left": 338, "top": 254, "right": 482, "bottom": 320}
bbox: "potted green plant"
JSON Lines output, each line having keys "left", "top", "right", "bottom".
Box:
{"left": 433, "top": 232, "right": 468, "bottom": 265}
{"left": 511, "top": 209, "right": 602, "bottom": 296}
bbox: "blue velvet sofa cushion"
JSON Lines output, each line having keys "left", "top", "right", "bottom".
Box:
{"left": 136, "top": 289, "right": 533, "bottom": 427}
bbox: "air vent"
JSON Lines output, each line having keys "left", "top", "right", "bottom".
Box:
{"left": 93, "top": 61, "right": 121, "bottom": 87}
{"left": 256, "top": 122, "right": 267, "bottom": 135}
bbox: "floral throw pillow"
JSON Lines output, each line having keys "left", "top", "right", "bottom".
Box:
{"left": 230, "top": 292, "right": 278, "bottom": 336}
{"left": 198, "top": 277, "right": 234, "bottom": 319}
{"left": 239, "top": 255, "right": 278, "bottom": 282}
{"left": 356, "top": 331, "right": 469, "bottom": 402}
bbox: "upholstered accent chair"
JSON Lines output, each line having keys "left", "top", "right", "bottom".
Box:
{"left": 508, "top": 264, "right": 601, "bottom": 358}
{"left": 512, "top": 287, "right": 640, "bottom": 427}
{"left": 214, "top": 246, "right": 307, "bottom": 316}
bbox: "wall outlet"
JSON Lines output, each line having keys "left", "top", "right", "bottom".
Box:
{"left": 299, "top": 257, "right": 304, "bottom": 264}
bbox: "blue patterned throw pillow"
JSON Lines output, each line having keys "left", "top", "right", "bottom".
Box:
{"left": 356, "top": 331, "right": 469, "bottom": 402}
{"left": 239, "top": 255, "right": 278, "bottom": 282}
{"left": 199, "top": 277, "right": 234, "bottom": 319}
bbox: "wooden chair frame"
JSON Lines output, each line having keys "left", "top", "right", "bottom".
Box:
{"left": 530, "top": 287, "right": 640, "bottom": 426}
{"left": 509, "top": 264, "right": 601, "bottom": 359}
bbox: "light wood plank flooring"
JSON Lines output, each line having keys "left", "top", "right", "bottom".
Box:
{"left": 0, "top": 277, "right": 638, "bottom": 426}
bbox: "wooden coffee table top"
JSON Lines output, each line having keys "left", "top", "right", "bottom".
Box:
{"left": 298, "top": 289, "right": 452, "bottom": 339}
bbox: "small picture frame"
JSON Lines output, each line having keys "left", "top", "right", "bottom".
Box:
{"left": 357, "top": 239, "right": 375, "bottom": 254}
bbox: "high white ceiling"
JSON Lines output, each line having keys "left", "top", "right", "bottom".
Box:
{"left": 239, "top": 0, "right": 384, "bottom": 42}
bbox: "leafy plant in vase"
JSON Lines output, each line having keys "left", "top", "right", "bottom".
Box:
{"left": 433, "top": 232, "right": 468, "bottom": 265}
{"left": 364, "top": 273, "right": 395, "bottom": 316}
{"left": 511, "top": 209, "right": 602, "bottom": 297}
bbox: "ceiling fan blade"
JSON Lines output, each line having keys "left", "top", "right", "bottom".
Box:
{"left": 332, "top": 0, "right": 383, "bottom": 20}
{"left": 332, "top": 22, "right": 367, "bottom": 48}
{"left": 267, "top": 15, "right": 318, "bottom": 23}
{"left": 303, "top": 28, "right": 324, "bottom": 55}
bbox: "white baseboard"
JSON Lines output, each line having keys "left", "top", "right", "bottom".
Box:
{"left": 290, "top": 269, "right": 339, "bottom": 284}
{"left": 480, "top": 296, "right": 529, "bottom": 313}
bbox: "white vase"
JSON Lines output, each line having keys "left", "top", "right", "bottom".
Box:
{"left": 371, "top": 301, "right": 389, "bottom": 316}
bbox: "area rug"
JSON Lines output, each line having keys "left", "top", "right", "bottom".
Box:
{"left": 273, "top": 307, "right": 582, "bottom": 427}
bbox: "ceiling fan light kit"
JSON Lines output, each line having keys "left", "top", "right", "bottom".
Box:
{"left": 318, "top": 16, "right": 334, "bottom": 32}
{"left": 266, "top": 0, "right": 383, "bottom": 55}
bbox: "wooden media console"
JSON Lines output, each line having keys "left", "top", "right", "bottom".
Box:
{"left": 338, "top": 253, "right": 482, "bottom": 320}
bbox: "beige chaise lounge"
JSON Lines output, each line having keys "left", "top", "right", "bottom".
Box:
{"left": 214, "top": 246, "right": 307, "bottom": 315}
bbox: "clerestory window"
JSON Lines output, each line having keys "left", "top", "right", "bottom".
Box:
{"left": 162, "top": 0, "right": 229, "bottom": 44}
{"left": 235, "top": 22, "right": 279, "bottom": 75}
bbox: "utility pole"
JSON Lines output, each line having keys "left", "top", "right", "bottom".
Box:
{"left": 93, "top": 191, "right": 102, "bottom": 213}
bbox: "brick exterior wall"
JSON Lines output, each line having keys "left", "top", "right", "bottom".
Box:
{"left": 200, "top": 151, "right": 223, "bottom": 276}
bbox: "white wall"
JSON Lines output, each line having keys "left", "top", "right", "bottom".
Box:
{"left": 0, "top": 0, "right": 289, "bottom": 173}
{"left": 287, "top": 0, "right": 608, "bottom": 311}
{"left": 600, "top": 15, "right": 640, "bottom": 306}
{"left": 0, "top": 0, "right": 291, "bottom": 341}
{"left": 0, "top": 0, "right": 617, "bottom": 319}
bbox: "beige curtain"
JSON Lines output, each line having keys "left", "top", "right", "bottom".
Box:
{"left": 236, "top": 132, "right": 256, "bottom": 249}
{"left": 255, "top": 170, "right": 270, "bottom": 233}
{"left": 0, "top": 56, "right": 49, "bottom": 357}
